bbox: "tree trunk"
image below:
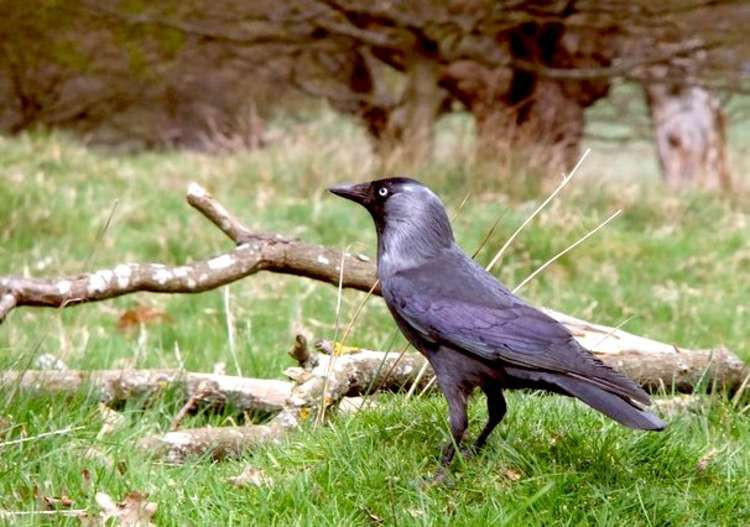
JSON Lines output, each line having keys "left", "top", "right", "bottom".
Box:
{"left": 441, "top": 21, "right": 613, "bottom": 172}
{"left": 644, "top": 83, "right": 731, "bottom": 190}
{"left": 373, "top": 50, "right": 445, "bottom": 171}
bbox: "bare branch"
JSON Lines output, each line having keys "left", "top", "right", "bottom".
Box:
{"left": 139, "top": 345, "right": 433, "bottom": 461}
{"left": 1, "top": 369, "right": 292, "bottom": 413}
{"left": 138, "top": 412, "right": 296, "bottom": 463}
{"left": 186, "top": 182, "right": 256, "bottom": 243}
{"left": 0, "top": 183, "right": 377, "bottom": 323}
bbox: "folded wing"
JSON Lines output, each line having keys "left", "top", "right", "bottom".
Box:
{"left": 384, "top": 249, "right": 651, "bottom": 406}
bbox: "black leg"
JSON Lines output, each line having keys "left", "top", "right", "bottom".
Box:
{"left": 438, "top": 383, "right": 469, "bottom": 467}
{"left": 473, "top": 387, "right": 506, "bottom": 452}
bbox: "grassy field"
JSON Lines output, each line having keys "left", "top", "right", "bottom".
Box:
{"left": 1, "top": 111, "right": 749, "bottom": 525}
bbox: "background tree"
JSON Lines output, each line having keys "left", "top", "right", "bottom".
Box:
{"left": 0, "top": 0, "right": 747, "bottom": 185}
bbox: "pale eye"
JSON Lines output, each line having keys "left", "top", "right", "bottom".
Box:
{"left": 378, "top": 187, "right": 388, "bottom": 197}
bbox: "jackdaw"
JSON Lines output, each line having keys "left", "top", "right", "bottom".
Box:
{"left": 329, "top": 177, "right": 665, "bottom": 468}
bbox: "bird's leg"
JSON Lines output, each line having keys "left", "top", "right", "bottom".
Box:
{"left": 473, "top": 388, "right": 507, "bottom": 452}
{"left": 439, "top": 386, "right": 469, "bottom": 467}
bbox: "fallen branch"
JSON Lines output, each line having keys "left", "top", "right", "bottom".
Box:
{"left": 0, "top": 425, "right": 85, "bottom": 448}
{"left": 138, "top": 413, "right": 297, "bottom": 463}
{"left": 0, "top": 370, "right": 292, "bottom": 413}
{"left": 313, "top": 340, "right": 749, "bottom": 394}
{"left": 138, "top": 344, "right": 433, "bottom": 461}
{"left": 0, "top": 183, "right": 376, "bottom": 323}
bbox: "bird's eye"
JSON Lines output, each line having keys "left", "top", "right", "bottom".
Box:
{"left": 378, "top": 187, "right": 388, "bottom": 197}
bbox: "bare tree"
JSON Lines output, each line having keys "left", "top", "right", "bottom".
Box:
{"left": 1, "top": 0, "right": 748, "bottom": 181}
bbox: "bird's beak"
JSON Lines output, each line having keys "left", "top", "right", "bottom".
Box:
{"left": 328, "top": 182, "right": 370, "bottom": 205}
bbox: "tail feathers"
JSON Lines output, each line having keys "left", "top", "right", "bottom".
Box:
{"left": 550, "top": 375, "right": 666, "bottom": 430}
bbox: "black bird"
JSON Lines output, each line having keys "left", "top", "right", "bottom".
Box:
{"left": 329, "top": 177, "right": 665, "bottom": 468}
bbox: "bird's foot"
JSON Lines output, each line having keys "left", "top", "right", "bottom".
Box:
{"left": 459, "top": 444, "right": 478, "bottom": 459}
{"left": 421, "top": 467, "right": 455, "bottom": 488}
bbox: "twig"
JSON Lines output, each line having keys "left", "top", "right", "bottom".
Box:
{"left": 170, "top": 381, "right": 223, "bottom": 431}
{"left": 472, "top": 209, "right": 509, "bottom": 259}
{"left": 486, "top": 148, "right": 590, "bottom": 272}
{"left": 186, "top": 182, "right": 255, "bottom": 243}
{"left": 0, "top": 510, "right": 87, "bottom": 518}
{"left": 451, "top": 192, "right": 472, "bottom": 222}
{"left": 591, "top": 315, "right": 637, "bottom": 350}
{"left": 223, "top": 287, "right": 242, "bottom": 376}
{"left": 289, "top": 334, "right": 313, "bottom": 368}
{"left": 731, "top": 371, "right": 750, "bottom": 409}
{"left": 316, "top": 246, "right": 350, "bottom": 425}
{"left": 1, "top": 369, "right": 292, "bottom": 413}
{"left": 405, "top": 361, "right": 431, "bottom": 399}
{"left": 0, "top": 425, "right": 84, "bottom": 448}
{"left": 512, "top": 209, "right": 622, "bottom": 293}
{"left": 418, "top": 375, "right": 437, "bottom": 397}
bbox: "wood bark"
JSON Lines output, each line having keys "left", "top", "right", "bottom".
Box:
{"left": 645, "top": 82, "right": 731, "bottom": 190}
{"left": 138, "top": 412, "right": 297, "bottom": 463}
{"left": 0, "top": 369, "right": 292, "bottom": 413}
{"left": 137, "top": 344, "right": 432, "bottom": 462}
{"left": 312, "top": 339, "right": 749, "bottom": 395}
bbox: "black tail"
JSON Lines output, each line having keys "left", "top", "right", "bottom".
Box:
{"left": 549, "top": 375, "right": 666, "bottom": 430}
{"left": 505, "top": 366, "right": 666, "bottom": 430}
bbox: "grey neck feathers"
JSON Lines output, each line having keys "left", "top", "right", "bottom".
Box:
{"left": 376, "top": 195, "right": 454, "bottom": 274}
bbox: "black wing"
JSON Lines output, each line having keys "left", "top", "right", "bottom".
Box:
{"left": 383, "top": 248, "right": 650, "bottom": 404}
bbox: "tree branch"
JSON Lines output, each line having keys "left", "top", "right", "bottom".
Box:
{"left": 0, "top": 369, "right": 292, "bottom": 413}
{"left": 0, "top": 183, "right": 377, "bottom": 324}
{"left": 137, "top": 344, "right": 433, "bottom": 462}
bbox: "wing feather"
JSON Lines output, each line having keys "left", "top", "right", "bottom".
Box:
{"left": 383, "top": 249, "right": 650, "bottom": 405}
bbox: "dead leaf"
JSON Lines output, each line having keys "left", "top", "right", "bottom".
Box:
{"left": 93, "top": 491, "right": 157, "bottom": 526}
{"left": 697, "top": 448, "right": 718, "bottom": 472}
{"left": 117, "top": 305, "right": 172, "bottom": 332}
{"left": 81, "top": 469, "right": 92, "bottom": 489}
{"left": 42, "top": 495, "right": 74, "bottom": 509}
{"left": 34, "top": 485, "right": 75, "bottom": 510}
{"left": 503, "top": 468, "right": 523, "bottom": 481}
{"left": 227, "top": 466, "right": 272, "bottom": 488}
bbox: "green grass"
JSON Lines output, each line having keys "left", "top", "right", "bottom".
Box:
{"left": 1, "top": 117, "right": 749, "bottom": 525}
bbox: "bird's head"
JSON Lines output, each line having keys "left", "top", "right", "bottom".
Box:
{"left": 329, "top": 178, "right": 454, "bottom": 264}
